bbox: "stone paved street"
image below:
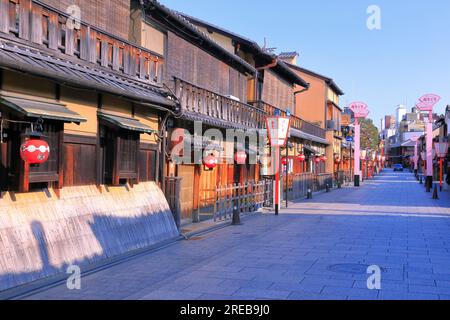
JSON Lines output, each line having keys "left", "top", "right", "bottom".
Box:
{"left": 21, "top": 170, "right": 450, "bottom": 300}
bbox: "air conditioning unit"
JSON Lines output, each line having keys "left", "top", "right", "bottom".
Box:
{"left": 227, "top": 95, "right": 240, "bottom": 102}
{"left": 326, "top": 120, "right": 335, "bottom": 130}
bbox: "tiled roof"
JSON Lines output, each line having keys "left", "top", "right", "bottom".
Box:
{"left": 175, "top": 11, "right": 308, "bottom": 88}
{"left": 145, "top": 0, "right": 256, "bottom": 76}
{"left": 0, "top": 39, "right": 176, "bottom": 109}
{"left": 279, "top": 52, "right": 299, "bottom": 59}
{"left": 285, "top": 63, "right": 345, "bottom": 96}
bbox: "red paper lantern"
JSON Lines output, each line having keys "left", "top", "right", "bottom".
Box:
{"left": 297, "top": 154, "right": 306, "bottom": 162}
{"left": 281, "top": 157, "right": 288, "bottom": 166}
{"left": 203, "top": 155, "right": 218, "bottom": 170}
{"left": 320, "top": 156, "right": 327, "bottom": 162}
{"left": 314, "top": 157, "right": 321, "bottom": 164}
{"left": 20, "top": 139, "right": 50, "bottom": 165}
{"left": 234, "top": 151, "right": 247, "bottom": 165}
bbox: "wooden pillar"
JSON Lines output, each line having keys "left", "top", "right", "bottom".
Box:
{"left": 113, "top": 134, "right": 120, "bottom": 186}
{"left": 135, "top": 136, "right": 140, "bottom": 185}
{"left": 192, "top": 164, "right": 201, "bottom": 223}
{"left": 56, "top": 126, "right": 64, "bottom": 190}
{"left": 19, "top": 136, "right": 29, "bottom": 193}
{"left": 0, "top": 141, "right": 7, "bottom": 195}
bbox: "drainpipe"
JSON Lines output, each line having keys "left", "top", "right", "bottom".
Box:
{"left": 256, "top": 58, "right": 278, "bottom": 72}
{"left": 294, "top": 87, "right": 309, "bottom": 117}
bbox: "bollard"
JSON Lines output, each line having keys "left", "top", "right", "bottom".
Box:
{"left": 432, "top": 184, "right": 439, "bottom": 200}
{"left": 337, "top": 181, "right": 342, "bottom": 189}
{"left": 232, "top": 202, "right": 241, "bottom": 225}
{"left": 426, "top": 177, "right": 432, "bottom": 192}
{"left": 307, "top": 188, "right": 313, "bottom": 199}
{"left": 419, "top": 175, "right": 423, "bottom": 184}
{"left": 326, "top": 184, "right": 330, "bottom": 193}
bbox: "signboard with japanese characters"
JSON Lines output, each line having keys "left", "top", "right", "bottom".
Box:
{"left": 349, "top": 102, "right": 370, "bottom": 118}
{"left": 266, "top": 117, "right": 291, "bottom": 147}
{"left": 416, "top": 94, "right": 441, "bottom": 112}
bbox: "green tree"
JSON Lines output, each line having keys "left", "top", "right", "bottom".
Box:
{"left": 360, "top": 118, "right": 380, "bottom": 150}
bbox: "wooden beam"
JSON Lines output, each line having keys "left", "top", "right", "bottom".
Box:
{"left": 135, "top": 135, "right": 140, "bottom": 185}
{"left": 0, "top": 0, "right": 10, "bottom": 34}
{"left": 31, "top": 4, "right": 43, "bottom": 45}
{"left": 192, "top": 164, "right": 201, "bottom": 222}
{"left": 56, "top": 126, "right": 64, "bottom": 189}
{"left": 113, "top": 134, "right": 120, "bottom": 186}
{"left": 19, "top": 0, "right": 31, "bottom": 41}
{"left": 19, "top": 136, "right": 29, "bottom": 193}
{"left": 48, "top": 12, "right": 58, "bottom": 50}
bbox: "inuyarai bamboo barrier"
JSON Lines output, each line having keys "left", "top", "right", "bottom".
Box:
{"left": 0, "top": 182, "right": 178, "bottom": 292}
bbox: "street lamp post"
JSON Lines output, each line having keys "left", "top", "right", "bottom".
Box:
{"left": 349, "top": 102, "right": 370, "bottom": 187}
{"left": 416, "top": 94, "right": 441, "bottom": 192}
{"left": 266, "top": 112, "right": 291, "bottom": 216}
{"left": 361, "top": 149, "right": 367, "bottom": 181}
{"left": 434, "top": 142, "right": 449, "bottom": 192}
{"left": 412, "top": 136, "right": 419, "bottom": 178}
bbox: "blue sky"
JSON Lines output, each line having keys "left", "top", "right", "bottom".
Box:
{"left": 160, "top": 0, "right": 450, "bottom": 128}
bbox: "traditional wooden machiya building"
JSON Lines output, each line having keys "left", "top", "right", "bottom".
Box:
{"left": 280, "top": 56, "right": 345, "bottom": 176}
{"left": 0, "top": 0, "right": 181, "bottom": 292}
{"left": 179, "top": 13, "right": 332, "bottom": 202}
{"left": 151, "top": 6, "right": 338, "bottom": 218}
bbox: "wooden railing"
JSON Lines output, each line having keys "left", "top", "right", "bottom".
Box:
{"left": 213, "top": 180, "right": 272, "bottom": 222}
{"left": 285, "top": 173, "right": 315, "bottom": 200}
{"left": 174, "top": 77, "right": 266, "bottom": 129}
{"left": 0, "top": 0, "right": 164, "bottom": 84}
{"left": 254, "top": 101, "right": 327, "bottom": 139}
{"left": 316, "top": 173, "right": 333, "bottom": 191}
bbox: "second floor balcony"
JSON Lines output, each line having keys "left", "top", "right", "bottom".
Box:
{"left": 0, "top": 0, "right": 164, "bottom": 85}
{"left": 255, "top": 101, "right": 327, "bottom": 141}
{"left": 174, "top": 77, "right": 266, "bottom": 130}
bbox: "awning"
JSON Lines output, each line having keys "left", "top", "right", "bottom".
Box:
{"left": 290, "top": 128, "right": 329, "bottom": 145}
{"left": 401, "top": 140, "right": 416, "bottom": 147}
{"left": 303, "top": 145, "right": 319, "bottom": 155}
{"left": 0, "top": 95, "right": 86, "bottom": 123}
{"left": 98, "top": 112, "right": 156, "bottom": 134}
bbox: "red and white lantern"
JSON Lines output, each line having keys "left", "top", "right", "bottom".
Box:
{"left": 234, "top": 151, "right": 247, "bottom": 165}
{"left": 203, "top": 155, "right": 218, "bottom": 170}
{"left": 20, "top": 139, "right": 50, "bottom": 165}
{"left": 297, "top": 154, "right": 306, "bottom": 162}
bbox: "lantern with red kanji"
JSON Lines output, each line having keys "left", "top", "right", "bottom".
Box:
{"left": 20, "top": 139, "right": 50, "bottom": 165}
{"left": 297, "top": 154, "right": 306, "bottom": 162}
{"left": 234, "top": 151, "right": 247, "bottom": 165}
{"left": 203, "top": 154, "right": 218, "bottom": 170}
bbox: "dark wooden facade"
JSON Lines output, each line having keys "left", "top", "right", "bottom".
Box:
{"left": 0, "top": 0, "right": 173, "bottom": 195}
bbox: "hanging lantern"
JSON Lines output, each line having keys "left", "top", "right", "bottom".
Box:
{"left": 314, "top": 157, "right": 321, "bottom": 164}
{"left": 281, "top": 157, "right": 288, "bottom": 166}
{"left": 20, "top": 139, "right": 50, "bottom": 165}
{"left": 297, "top": 154, "right": 306, "bottom": 162}
{"left": 335, "top": 156, "right": 341, "bottom": 164}
{"left": 234, "top": 151, "right": 247, "bottom": 165}
{"left": 203, "top": 154, "right": 218, "bottom": 170}
{"left": 320, "top": 156, "right": 327, "bottom": 162}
